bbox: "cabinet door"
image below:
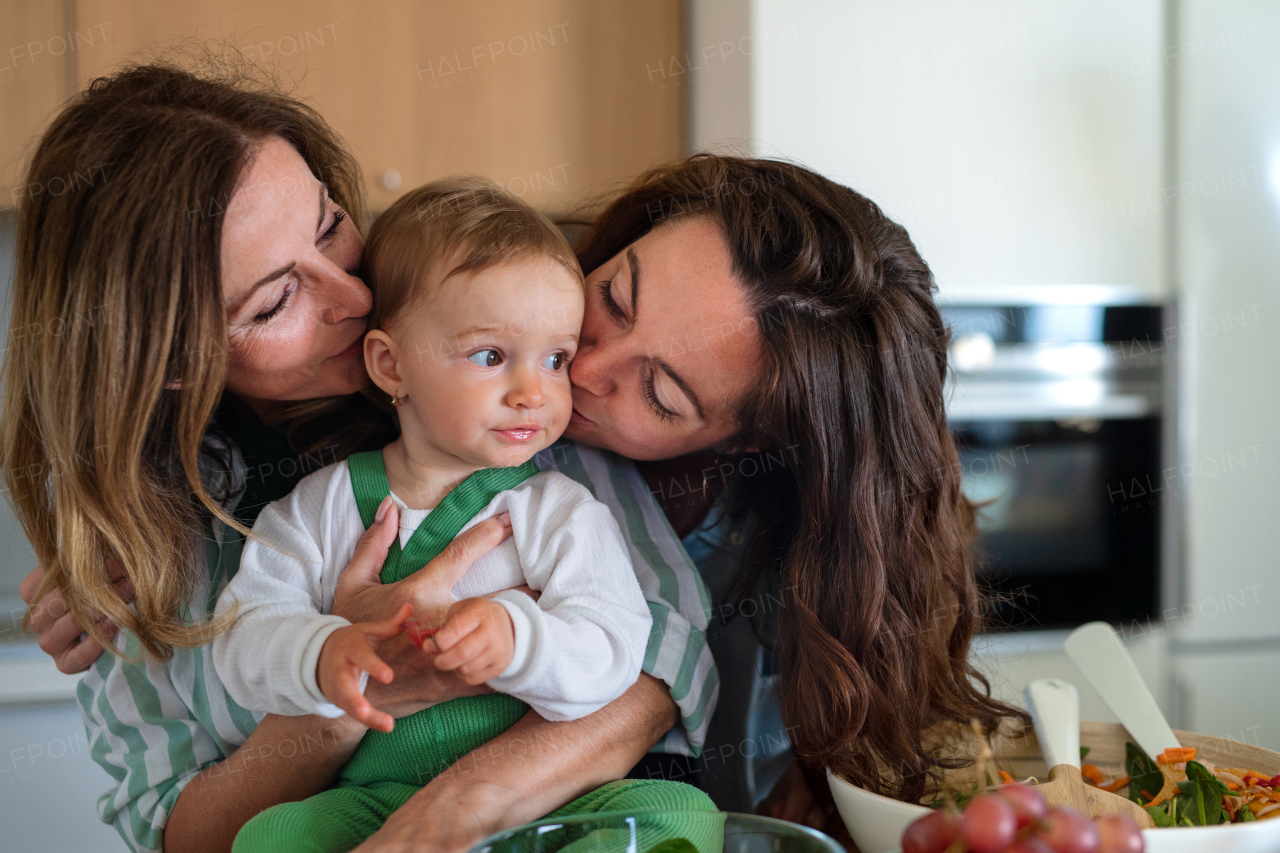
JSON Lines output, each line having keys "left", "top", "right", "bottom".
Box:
{"left": 72, "top": 0, "right": 684, "bottom": 213}
{"left": 0, "top": 3, "right": 75, "bottom": 201}
{"left": 750, "top": 0, "right": 1165, "bottom": 297}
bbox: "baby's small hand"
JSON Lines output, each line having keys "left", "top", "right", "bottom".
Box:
{"left": 317, "top": 602, "right": 412, "bottom": 732}
{"left": 430, "top": 598, "right": 515, "bottom": 686}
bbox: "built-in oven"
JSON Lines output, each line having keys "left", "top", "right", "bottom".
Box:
{"left": 940, "top": 288, "right": 1173, "bottom": 631}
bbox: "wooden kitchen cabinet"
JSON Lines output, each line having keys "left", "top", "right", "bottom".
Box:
{"left": 0, "top": 3, "right": 78, "bottom": 200}
{"left": 3, "top": 0, "right": 685, "bottom": 214}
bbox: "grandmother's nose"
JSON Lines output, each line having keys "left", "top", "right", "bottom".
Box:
{"left": 321, "top": 268, "right": 372, "bottom": 324}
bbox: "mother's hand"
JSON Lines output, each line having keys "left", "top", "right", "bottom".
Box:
{"left": 329, "top": 498, "right": 515, "bottom": 715}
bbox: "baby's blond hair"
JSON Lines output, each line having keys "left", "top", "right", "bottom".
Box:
{"left": 364, "top": 178, "right": 582, "bottom": 331}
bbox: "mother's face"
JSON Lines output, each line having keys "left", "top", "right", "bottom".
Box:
{"left": 220, "top": 137, "right": 370, "bottom": 409}
{"left": 566, "top": 217, "right": 762, "bottom": 460}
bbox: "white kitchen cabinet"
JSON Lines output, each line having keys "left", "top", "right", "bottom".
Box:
{"left": 744, "top": 0, "right": 1165, "bottom": 300}
{"left": 1172, "top": 0, "right": 1280, "bottom": 646}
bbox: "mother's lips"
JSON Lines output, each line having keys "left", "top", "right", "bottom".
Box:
{"left": 570, "top": 408, "right": 594, "bottom": 425}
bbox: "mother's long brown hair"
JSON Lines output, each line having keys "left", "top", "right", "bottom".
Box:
{"left": 578, "top": 155, "right": 1027, "bottom": 802}
{"left": 1, "top": 62, "right": 366, "bottom": 660}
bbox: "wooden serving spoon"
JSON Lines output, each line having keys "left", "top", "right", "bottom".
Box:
{"left": 1024, "top": 678, "right": 1155, "bottom": 828}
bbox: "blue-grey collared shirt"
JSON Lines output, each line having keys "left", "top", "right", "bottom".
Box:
{"left": 679, "top": 499, "right": 795, "bottom": 811}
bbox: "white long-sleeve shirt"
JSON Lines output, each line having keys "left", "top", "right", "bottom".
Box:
{"left": 212, "top": 459, "right": 652, "bottom": 723}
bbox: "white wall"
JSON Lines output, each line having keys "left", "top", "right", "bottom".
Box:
{"left": 737, "top": 0, "right": 1166, "bottom": 300}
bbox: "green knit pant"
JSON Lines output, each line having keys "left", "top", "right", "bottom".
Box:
{"left": 233, "top": 695, "right": 715, "bottom": 853}
{"left": 232, "top": 775, "right": 715, "bottom": 853}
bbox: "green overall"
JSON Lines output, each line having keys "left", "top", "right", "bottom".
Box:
{"left": 233, "top": 451, "right": 716, "bottom": 853}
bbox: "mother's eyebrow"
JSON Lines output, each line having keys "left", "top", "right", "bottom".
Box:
{"left": 628, "top": 246, "right": 641, "bottom": 318}
{"left": 653, "top": 356, "right": 706, "bottom": 422}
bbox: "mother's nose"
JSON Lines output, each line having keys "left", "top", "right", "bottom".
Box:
{"left": 569, "top": 340, "right": 618, "bottom": 397}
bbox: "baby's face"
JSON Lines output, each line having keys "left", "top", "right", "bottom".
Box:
{"left": 389, "top": 258, "right": 583, "bottom": 469}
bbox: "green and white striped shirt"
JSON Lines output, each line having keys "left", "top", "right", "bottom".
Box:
{"left": 77, "top": 437, "right": 718, "bottom": 853}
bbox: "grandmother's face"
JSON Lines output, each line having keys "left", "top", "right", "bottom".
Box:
{"left": 219, "top": 137, "right": 370, "bottom": 408}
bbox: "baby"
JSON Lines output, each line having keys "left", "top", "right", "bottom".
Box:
{"left": 213, "top": 181, "right": 713, "bottom": 853}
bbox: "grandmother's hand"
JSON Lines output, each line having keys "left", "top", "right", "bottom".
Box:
{"left": 329, "top": 497, "right": 516, "bottom": 715}
{"left": 19, "top": 560, "right": 132, "bottom": 674}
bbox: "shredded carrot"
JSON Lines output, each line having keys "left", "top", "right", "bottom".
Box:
{"left": 1157, "top": 747, "right": 1197, "bottom": 765}
{"left": 1100, "top": 775, "right": 1131, "bottom": 793}
{"left": 998, "top": 771, "right": 1014, "bottom": 784}
{"left": 1081, "top": 764, "right": 1105, "bottom": 784}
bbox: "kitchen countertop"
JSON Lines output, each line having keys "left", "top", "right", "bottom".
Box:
{"left": 0, "top": 638, "right": 82, "bottom": 705}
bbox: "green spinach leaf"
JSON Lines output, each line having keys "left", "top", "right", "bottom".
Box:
{"left": 1175, "top": 761, "right": 1232, "bottom": 826}
{"left": 1124, "top": 742, "right": 1164, "bottom": 806}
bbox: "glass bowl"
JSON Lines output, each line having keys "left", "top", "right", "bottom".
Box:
{"left": 469, "top": 810, "right": 845, "bottom": 853}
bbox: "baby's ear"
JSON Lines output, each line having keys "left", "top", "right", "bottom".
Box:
{"left": 363, "top": 330, "right": 403, "bottom": 394}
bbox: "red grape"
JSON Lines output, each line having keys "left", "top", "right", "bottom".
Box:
{"left": 1008, "top": 838, "right": 1055, "bottom": 853}
{"left": 1094, "top": 814, "right": 1144, "bottom": 853}
{"left": 962, "top": 794, "right": 1018, "bottom": 852}
{"left": 998, "top": 783, "right": 1048, "bottom": 829}
{"left": 1040, "top": 808, "right": 1100, "bottom": 853}
{"left": 901, "top": 809, "right": 961, "bottom": 853}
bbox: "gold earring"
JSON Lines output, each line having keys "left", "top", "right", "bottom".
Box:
{"left": 391, "top": 392, "right": 402, "bottom": 407}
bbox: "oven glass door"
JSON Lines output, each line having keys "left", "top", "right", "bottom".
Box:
{"left": 952, "top": 418, "right": 1161, "bottom": 630}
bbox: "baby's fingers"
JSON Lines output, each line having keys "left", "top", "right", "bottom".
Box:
{"left": 330, "top": 667, "right": 394, "bottom": 733}
{"left": 433, "top": 626, "right": 490, "bottom": 673}
{"left": 365, "top": 603, "right": 414, "bottom": 643}
{"left": 347, "top": 642, "right": 394, "bottom": 686}
{"left": 432, "top": 599, "right": 486, "bottom": 653}
{"left": 350, "top": 699, "right": 394, "bottom": 733}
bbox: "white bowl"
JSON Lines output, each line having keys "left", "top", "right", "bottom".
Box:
{"left": 828, "top": 769, "right": 1280, "bottom": 853}
{"left": 827, "top": 721, "right": 1280, "bottom": 853}
{"left": 826, "top": 768, "right": 926, "bottom": 853}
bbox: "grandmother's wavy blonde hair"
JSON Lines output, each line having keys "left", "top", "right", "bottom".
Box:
{"left": 1, "top": 62, "right": 367, "bottom": 660}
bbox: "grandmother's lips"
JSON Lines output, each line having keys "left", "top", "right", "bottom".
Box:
{"left": 334, "top": 336, "right": 363, "bottom": 360}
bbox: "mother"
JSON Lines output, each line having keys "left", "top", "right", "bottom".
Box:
{"left": 10, "top": 64, "right": 1023, "bottom": 852}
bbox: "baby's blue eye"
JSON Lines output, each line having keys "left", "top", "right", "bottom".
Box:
{"left": 467, "top": 349, "right": 502, "bottom": 367}
{"left": 542, "top": 352, "right": 565, "bottom": 371}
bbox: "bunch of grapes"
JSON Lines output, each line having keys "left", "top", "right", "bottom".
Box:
{"left": 901, "top": 784, "right": 1144, "bottom": 853}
